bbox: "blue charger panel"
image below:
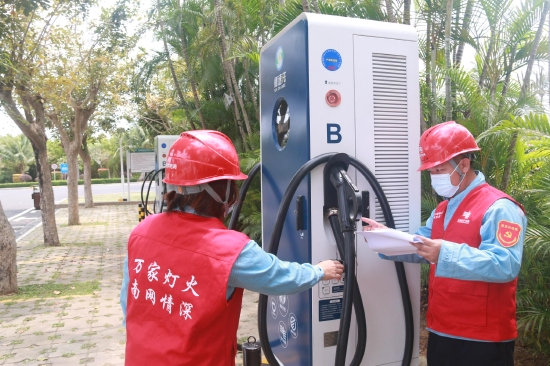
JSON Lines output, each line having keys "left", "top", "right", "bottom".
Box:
{"left": 260, "top": 19, "right": 312, "bottom": 365}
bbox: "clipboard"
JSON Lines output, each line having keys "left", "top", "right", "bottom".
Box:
{"left": 356, "top": 229, "right": 422, "bottom": 256}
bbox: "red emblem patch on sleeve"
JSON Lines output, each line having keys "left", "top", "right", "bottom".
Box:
{"left": 496, "top": 220, "right": 522, "bottom": 248}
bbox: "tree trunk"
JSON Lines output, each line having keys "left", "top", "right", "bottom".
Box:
{"left": 404, "top": 0, "right": 411, "bottom": 25}
{"left": 178, "top": 6, "right": 206, "bottom": 129}
{"left": 431, "top": 42, "right": 437, "bottom": 124}
{"left": 79, "top": 136, "right": 94, "bottom": 208}
{"left": 502, "top": 0, "right": 550, "bottom": 192}
{"left": 229, "top": 60, "right": 253, "bottom": 138}
{"left": 0, "top": 201, "right": 17, "bottom": 295}
{"left": 66, "top": 149, "right": 80, "bottom": 225}
{"left": 426, "top": 15, "right": 432, "bottom": 125}
{"left": 302, "top": 0, "right": 310, "bottom": 12}
{"left": 521, "top": 0, "right": 549, "bottom": 99}
{"left": 311, "top": 0, "right": 320, "bottom": 13}
{"left": 445, "top": 0, "right": 453, "bottom": 121}
{"left": 479, "top": 34, "right": 495, "bottom": 88}
{"left": 34, "top": 143, "right": 60, "bottom": 245}
{"left": 455, "top": 0, "right": 474, "bottom": 66}
{"left": 214, "top": 0, "right": 248, "bottom": 147}
{"left": 0, "top": 90, "right": 60, "bottom": 246}
{"left": 158, "top": 0, "right": 196, "bottom": 130}
{"left": 244, "top": 59, "right": 259, "bottom": 121}
{"left": 499, "top": 44, "right": 517, "bottom": 111}
{"left": 220, "top": 54, "right": 247, "bottom": 147}
{"left": 385, "top": 0, "right": 395, "bottom": 22}
{"left": 49, "top": 112, "right": 84, "bottom": 225}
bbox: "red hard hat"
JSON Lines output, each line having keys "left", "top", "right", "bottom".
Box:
{"left": 418, "top": 121, "right": 480, "bottom": 171}
{"left": 163, "top": 130, "right": 248, "bottom": 186}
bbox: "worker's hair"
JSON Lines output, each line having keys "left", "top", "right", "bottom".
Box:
{"left": 164, "top": 179, "right": 240, "bottom": 221}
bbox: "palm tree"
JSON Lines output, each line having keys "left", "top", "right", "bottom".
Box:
{"left": 156, "top": 0, "right": 198, "bottom": 131}
{"left": 0, "top": 134, "right": 35, "bottom": 175}
{"left": 444, "top": 0, "right": 453, "bottom": 121}
{"left": 502, "top": 0, "right": 550, "bottom": 192}
{"left": 477, "top": 113, "right": 550, "bottom": 355}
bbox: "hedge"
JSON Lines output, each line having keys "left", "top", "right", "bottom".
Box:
{"left": 98, "top": 168, "right": 109, "bottom": 178}
{"left": 0, "top": 178, "right": 139, "bottom": 189}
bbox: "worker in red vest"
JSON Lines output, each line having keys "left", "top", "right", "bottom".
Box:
{"left": 362, "top": 121, "right": 526, "bottom": 366}
{"left": 121, "top": 130, "right": 344, "bottom": 365}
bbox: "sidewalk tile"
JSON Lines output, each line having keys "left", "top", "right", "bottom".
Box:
{"left": 1, "top": 205, "right": 261, "bottom": 366}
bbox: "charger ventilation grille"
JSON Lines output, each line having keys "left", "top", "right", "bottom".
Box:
{"left": 372, "top": 53, "right": 410, "bottom": 232}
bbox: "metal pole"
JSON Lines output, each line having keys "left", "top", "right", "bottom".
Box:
{"left": 126, "top": 151, "right": 131, "bottom": 201}
{"left": 120, "top": 137, "right": 125, "bottom": 200}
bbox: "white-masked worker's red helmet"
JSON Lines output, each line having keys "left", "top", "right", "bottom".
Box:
{"left": 418, "top": 121, "right": 480, "bottom": 171}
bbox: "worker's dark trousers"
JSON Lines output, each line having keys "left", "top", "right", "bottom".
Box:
{"left": 427, "top": 331, "right": 515, "bottom": 366}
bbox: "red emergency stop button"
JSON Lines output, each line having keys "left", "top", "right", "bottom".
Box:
{"left": 326, "top": 90, "right": 341, "bottom": 107}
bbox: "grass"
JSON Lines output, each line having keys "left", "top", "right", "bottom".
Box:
{"left": 0, "top": 353, "right": 15, "bottom": 360}
{"left": 81, "top": 343, "right": 96, "bottom": 350}
{"left": 0, "top": 280, "right": 100, "bottom": 301}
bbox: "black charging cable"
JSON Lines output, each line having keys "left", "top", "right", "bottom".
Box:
{"left": 143, "top": 168, "right": 165, "bottom": 215}
{"left": 141, "top": 169, "right": 155, "bottom": 216}
{"left": 258, "top": 153, "right": 414, "bottom": 366}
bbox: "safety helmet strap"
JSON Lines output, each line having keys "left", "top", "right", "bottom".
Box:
{"left": 448, "top": 158, "right": 465, "bottom": 181}
{"left": 177, "top": 180, "right": 231, "bottom": 216}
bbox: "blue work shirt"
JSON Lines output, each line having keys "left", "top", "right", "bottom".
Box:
{"left": 120, "top": 208, "right": 324, "bottom": 326}
{"left": 380, "top": 171, "right": 527, "bottom": 341}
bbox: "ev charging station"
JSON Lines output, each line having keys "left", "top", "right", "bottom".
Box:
{"left": 152, "top": 135, "right": 179, "bottom": 213}
{"left": 259, "top": 13, "right": 421, "bottom": 366}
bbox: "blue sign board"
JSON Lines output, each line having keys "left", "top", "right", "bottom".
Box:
{"left": 60, "top": 163, "right": 68, "bottom": 173}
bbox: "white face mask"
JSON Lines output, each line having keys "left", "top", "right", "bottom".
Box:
{"left": 430, "top": 164, "right": 464, "bottom": 198}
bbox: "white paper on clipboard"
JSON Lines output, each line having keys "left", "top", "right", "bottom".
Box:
{"left": 355, "top": 229, "right": 423, "bottom": 256}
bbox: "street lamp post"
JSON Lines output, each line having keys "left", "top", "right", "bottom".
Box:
{"left": 120, "top": 137, "right": 125, "bottom": 200}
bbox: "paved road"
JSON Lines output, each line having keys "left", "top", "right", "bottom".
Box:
{"left": 7, "top": 208, "right": 43, "bottom": 241}
{"left": 1, "top": 182, "right": 153, "bottom": 240}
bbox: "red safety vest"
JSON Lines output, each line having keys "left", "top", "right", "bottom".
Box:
{"left": 427, "top": 183, "right": 524, "bottom": 341}
{"left": 125, "top": 211, "right": 249, "bottom": 365}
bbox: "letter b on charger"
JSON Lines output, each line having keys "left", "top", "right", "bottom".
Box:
{"left": 327, "top": 123, "right": 342, "bottom": 143}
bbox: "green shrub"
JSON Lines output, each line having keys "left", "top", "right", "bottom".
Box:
{"left": 517, "top": 224, "right": 550, "bottom": 357}
{"left": 51, "top": 171, "right": 63, "bottom": 180}
{"left": 98, "top": 169, "right": 109, "bottom": 178}
{"left": 12, "top": 174, "right": 22, "bottom": 182}
{"left": 0, "top": 178, "right": 139, "bottom": 189}
{"left": 19, "top": 174, "right": 32, "bottom": 182}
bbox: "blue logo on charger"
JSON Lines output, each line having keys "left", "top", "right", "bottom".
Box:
{"left": 322, "top": 49, "right": 342, "bottom": 71}
{"left": 161, "top": 143, "right": 167, "bottom": 148}
{"left": 275, "top": 46, "right": 284, "bottom": 71}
